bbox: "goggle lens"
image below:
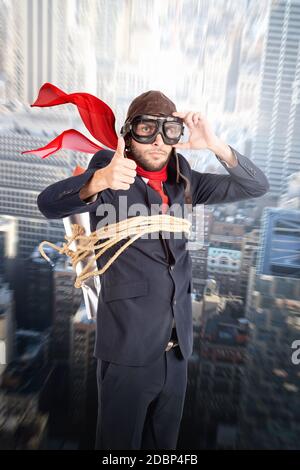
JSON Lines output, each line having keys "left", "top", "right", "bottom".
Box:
{"left": 164, "top": 122, "right": 182, "bottom": 139}
{"left": 133, "top": 120, "right": 157, "bottom": 137}
{"left": 133, "top": 119, "right": 182, "bottom": 139}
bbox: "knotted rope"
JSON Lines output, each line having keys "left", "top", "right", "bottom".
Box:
{"left": 38, "top": 214, "right": 191, "bottom": 288}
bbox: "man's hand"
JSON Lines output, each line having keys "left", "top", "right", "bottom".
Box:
{"left": 79, "top": 137, "right": 137, "bottom": 201}
{"left": 171, "top": 111, "right": 218, "bottom": 151}
{"left": 101, "top": 136, "right": 137, "bottom": 190}
{"left": 171, "top": 111, "right": 238, "bottom": 168}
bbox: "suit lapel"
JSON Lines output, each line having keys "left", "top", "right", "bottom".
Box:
{"left": 137, "top": 176, "right": 183, "bottom": 215}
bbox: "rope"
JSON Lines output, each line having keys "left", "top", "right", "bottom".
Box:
{"left": 38, "top": 214, "right": 191, "bottom": 288}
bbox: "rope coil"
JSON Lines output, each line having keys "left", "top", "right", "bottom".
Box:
{"left": 38, "top": 214, "right": 191, "bottom": 288}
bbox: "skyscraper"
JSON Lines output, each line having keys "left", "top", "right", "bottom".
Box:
{"left": 252, "top": 0, "right": 300, "bottom": 199}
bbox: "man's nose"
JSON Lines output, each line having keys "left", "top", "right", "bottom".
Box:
{"left": 153, "top": 133, "right": 164, "bottom": 145}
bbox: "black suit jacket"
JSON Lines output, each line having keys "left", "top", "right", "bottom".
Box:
{"left": 37, "top": 146, "right": 269, "bottom": 366}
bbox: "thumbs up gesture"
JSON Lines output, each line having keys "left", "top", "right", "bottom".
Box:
{"left": 101, "top": 136, "right": 137, "bottom": 191}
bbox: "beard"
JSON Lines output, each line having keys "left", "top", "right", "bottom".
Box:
{"left": 127, "top": 139, "right": 173, "bottom": 171}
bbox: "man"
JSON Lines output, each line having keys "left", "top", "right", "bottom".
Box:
{"left": 37, "top": 90, "right": 269, "bottom": 450}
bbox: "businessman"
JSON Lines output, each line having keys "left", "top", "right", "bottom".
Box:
{"left": 37, "top": 90, "right": 269, "bottom": 450}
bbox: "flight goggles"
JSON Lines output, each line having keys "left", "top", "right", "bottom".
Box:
{"left": 120, "top": 114, "right": 184, "bottom": 145}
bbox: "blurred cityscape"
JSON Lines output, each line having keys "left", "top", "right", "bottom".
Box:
{"left": 0, "top": 0, "right": 299, "bottom": 450}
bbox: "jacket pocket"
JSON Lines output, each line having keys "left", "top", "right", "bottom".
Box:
{"left": 103, "top": 280, "right": 148, "bottom": 303}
